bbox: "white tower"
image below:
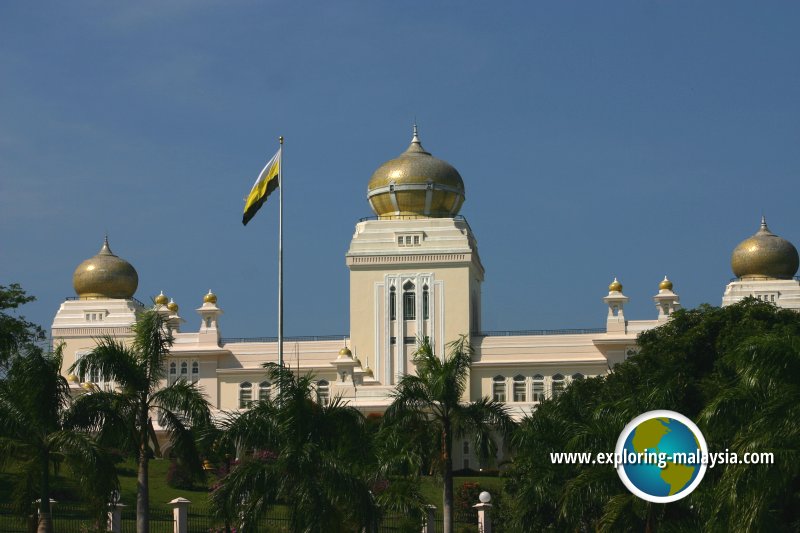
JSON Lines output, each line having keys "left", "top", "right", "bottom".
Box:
{"left": 346, "top": 127, "right": 484, "bottom": 386}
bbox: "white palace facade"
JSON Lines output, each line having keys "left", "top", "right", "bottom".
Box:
{"left": 52, "top": 128, "right": 800, "bottom": 468}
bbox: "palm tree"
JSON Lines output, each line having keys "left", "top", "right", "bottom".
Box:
{"left": 69, "top": 309, "right": 211, "bottom": 533}
{"left": 383, "top": 337, "right": 515, "bottom": 533}
{"left": 0, "top": 345, "right": 118, "bottom": 533}
{"left": 211, "top": 363, "right": 378, "bottom": 532}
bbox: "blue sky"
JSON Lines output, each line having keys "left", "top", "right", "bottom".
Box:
{"left": 2, "top": 1, "right": 799, "bottom": 339}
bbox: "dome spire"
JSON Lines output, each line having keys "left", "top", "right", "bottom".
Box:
{"left": 100, "top": 235, "right": 113, "bottom": 255}
{"left": 761, "top": 215, "right": 768, "bottom": 231}
{"left": 405, "top": 122, "right": 428, "bottom": 154}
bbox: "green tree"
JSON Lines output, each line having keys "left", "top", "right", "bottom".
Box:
{"left": 383, "top": 337, "right": 515, "bottom": 533}
{"left": 211, "top": 363, "right": 378, "bottom": 532}
{"left": 504, "top": 299, "right": 800, "bottom": 532}
{"left": 69, "top": 309, "right": 211, "bottom": 533}
{"left": 0, "top": 283, "right": 46, "bottom": 364}
{"left": 0, "top": 345, "right": 118, "bottom": 533}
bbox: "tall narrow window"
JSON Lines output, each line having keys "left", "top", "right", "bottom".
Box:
{"left": 169, "top": 362, "right": 177, "bottom": 384}
{"left": 389, "top": 287, "right": 396, "bottom": 321}
{"left": 259, "top": 381, "right": 271, "bottom": 401}
{"left": 403, "top": 281, "right": 416, "bottom": 320}
{"left": 239, "top": 382, "right": 253, "bottom": 408}
{"left": 513, "top": 375, "right": 526, "bottom": 402}
{"left": 191, "top": 361, "right": 199, "bottom": 383}
{"left": 551, "top": 374, "right": 565, "bottom": 399}
{"left": 422, "top": 285, "right": 429, "bottom": 320}
{"left": 532, "top": 374, "right": 545, "bottom": 402}
{"left": 180, "top": 361, "right": 188, "bottom": 381}
{"left": 317, "top": 380, "right": 330, "bottom": 406}
{"left": 492, "top": 375, "right": 506, "bottom": 402}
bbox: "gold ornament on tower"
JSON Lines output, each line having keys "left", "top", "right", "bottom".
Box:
{"left": 659, "top": 276, "right": 673, "bottom": 291}
{"left": 731, "top": 217, "right": 799, "bottom": 280}
{"left": 203, "top": 290, "right": 217, "bottom": 304}
{"left": 155, "top": 291, "right": 169, "bottom": 305}
{"left": 608, "top": 278, "right": 623, "bottom": 293}
{"left": 167, "top": 299, "right": 179, "bottom": 313}
{"left": 72, "top": 237, "right": 138, "bottom": 299}
{"left": 367, "top": 125, "right": 465, "bottom": 218}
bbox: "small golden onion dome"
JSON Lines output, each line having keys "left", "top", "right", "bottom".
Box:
{"left": 367, "top": 125, "right": 465, "bottom": 218}
{"left": 81, "top": 382, "right": 94, "bottom": 391}
{"left": 659, "top": 276, "right": 673, "bottom": 291}
{"left": 155, "top": 291, "right": 169, "bottom": 305}
{"left": 338, "top": 347, "right": 352, "bottom": 358}
{"left": 203, "top": 290, "right": 217, "bottom": 304}
{"left": 608, "top": 278, "right": 623, "bottom": 292}
{"left": 363, "top": 367, "right": 374, "bottom": 377}
{"left": 167, "top": 299, "right": 179, "bottom": 313}
{"left": 67, "top": 373, "right": 80, "bottom": 383}
{"left": 72, "top": 237, "right": 138, "bottom": 299}
{"left": 731, "top": 217, "right": 799, "bottom": 280}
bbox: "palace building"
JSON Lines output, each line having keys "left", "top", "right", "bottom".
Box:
{"left": 52, "top": 127, "right": 800, "bottom": 468}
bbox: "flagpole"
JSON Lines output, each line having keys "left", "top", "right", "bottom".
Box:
{"left": 278, "top": 136, "right": 284, "bottom": 373}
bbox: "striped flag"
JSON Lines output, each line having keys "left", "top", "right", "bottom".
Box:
{"left": 242, "top": 148, "right": 281, "bottom": 225}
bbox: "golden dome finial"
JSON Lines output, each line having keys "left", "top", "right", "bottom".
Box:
{"left": 338, "top": 346, "right": 352, "bottom": 359}
{"left": 608, "top": 277, "right": 623, "bottom": 293}
{"left": 203, "top": 290, "right": 217, "bottom": 304}
{"left": 167, "top": 299, "right": 179, "bottom": 313}
{"left": 155, "top": 291, "right": 169, "bottom": 305}
{"left": 659, "top": 276, "right": 673, "bottom": 291}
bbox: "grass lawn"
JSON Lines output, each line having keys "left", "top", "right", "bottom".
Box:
{"left": 2, "top": 459, "right": 506, "bottom": 513}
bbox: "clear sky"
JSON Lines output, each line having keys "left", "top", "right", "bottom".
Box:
{"left": 2, "top": 1, "right": 799, "bottom": 339}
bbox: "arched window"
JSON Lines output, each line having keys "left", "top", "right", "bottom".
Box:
{"left": 169, "top": 362, "right": 177, "bottom": 384}
{"left": 259, "top": 381, "right": 271, "bottom": 401}
{"left": 403, "top": 281, "right": 416, "bottom": 320}
{"left": 492, "top": 375, "right": 506, "bottom": 402}
{"left": 180, "top": 361, "right": 188, "bottom": 380}
{"left": 239, "top": 382, "right": 253, "bottom": 408}
{"left": 191, "top": 361, "right": 199, "bottom": 383}
{"left": 422, "top": 285, "right": 430, "bottom": 320}
{"left": 317, "top": 380, "right": 330, "bottom": 406}
{"left": 389, "top": 287, "right": 396, "bottom": 321}
{"left": 551, "top": 374, "right": 565, "bottom": 399}
{"left": 513, "top": 375, "right": 526, "bottom": 402}
{"left": 532, "top": 374, "right": 545, "bottom": 402}
{"left": 572, "top": 373, "right": 584, "bottom": 382}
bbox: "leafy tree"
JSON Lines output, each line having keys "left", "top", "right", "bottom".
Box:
{"left": 211, "top": 363, "right": 379, "bottom": 532}
{"left": 504, "top": 299, "right": 800, "bottom": 532}
{"left": 383, "top": 337, "right": 515, "bottom": 533}
{"left": 0, "top": 283, "right": 46, "bottom": 364}
{"left": 69, "top": 309, "right": 211, "bottom": 533}
{"left": 0, "top": 345, "right": 118, "bottom": 533}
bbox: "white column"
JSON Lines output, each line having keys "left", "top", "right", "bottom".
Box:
{"left": 169, "top": 497, "right": 191, "bottom": 533}
{"left": 107, "top": 503, "right": 125, "bottom": 533}
{"left": 473, "top": 491, "right": 492, "bottom": 533}
{"left": 421, "top": 504, "right": 436, "bottom": 533}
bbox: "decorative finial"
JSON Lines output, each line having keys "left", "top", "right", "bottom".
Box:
{"left": 99, "top": 235, "right": 113, "bottom": 255}
{"left": 659, "top": 276, "right": 673, "bottom": 291}
{"left": 761, "top": 215, "right": 767, "bottom": 230}
{"left": 155, "top": 291, "right": 169, "bottom": 305}
{"left": 412, "top": 121, "right": 420, "bottom": 144}
{"left": 609, "top": 277, "right": 623, "bottom": 293}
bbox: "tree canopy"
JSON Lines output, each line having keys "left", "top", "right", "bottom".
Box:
{"left": 504, "top": 299, "right": 800, "bottom": 532}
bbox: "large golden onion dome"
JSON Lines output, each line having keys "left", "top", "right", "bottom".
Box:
{"left": 367, "top": 125, "right": 465, "bottom": 218}
{"left": 731, "top": 217, "right": 799, "bottom": 280}
{"left": 72, "top": 237, "right": 138, "bottom": 299}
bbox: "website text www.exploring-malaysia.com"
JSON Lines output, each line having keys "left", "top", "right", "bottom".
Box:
{"left": 550, "top": 450, "right": 774, "bottom": 469}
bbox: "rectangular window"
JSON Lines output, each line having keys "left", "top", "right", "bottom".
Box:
{"left": 513, "top": 381, "right": 526, "bottom": 402}
{"left": 413, "top": 235, "right": 420, "bottom": 245}
{"left": 493, "top": 382, "right": 506, "bottom": 402}
{"left": 403, "top": 291, "right": 416, "bottom": 320}
{"left": 398, "top": 236, "right": 404, "bottom": 246}
{"left": 423, "top": 289, "right": 429, "bottom": 320}
{"left": 532, "top": 381, "right": 545, "bottom": 402}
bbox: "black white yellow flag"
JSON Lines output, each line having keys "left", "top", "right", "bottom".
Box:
{"left": 242, "top": 148, "right": 281, "bottom": 225}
